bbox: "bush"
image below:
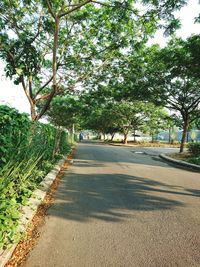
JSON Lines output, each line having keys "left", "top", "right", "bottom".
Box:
{"left": 0, "top": 157, "right": 41, "bottom": 248}
{"left": 188, "top": 142, "right": 200, "bottom": 156}
{"left": 0, "top": 105, "right": 71, "bottom": 166}
{"left": 0, "top": 105, "right": 31, "bottom": 164}
{"left": 0, "top": 105, "right": 71, "bottom": 248}
{"left": 186, "top": 157, "right": 200, "bottom": 165}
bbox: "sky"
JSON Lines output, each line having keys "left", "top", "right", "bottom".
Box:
{"left": 148, "top": 0, "right": 200, "bottom": 47}
{"left": 0, "top": 0, "right": 200, "bottom": 115}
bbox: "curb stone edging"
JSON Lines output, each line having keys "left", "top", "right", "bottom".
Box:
{"left": 109, "top": 142, "right": 180, "bottom": 149}
{"left": 0, "top": 154, "right": 71, "bottom": 267}
{"left": 160, "top": 154, "right": 200, "bottom": 172}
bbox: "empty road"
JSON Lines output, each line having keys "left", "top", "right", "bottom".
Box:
{"left": 24, "top": 142, "right": 200, "bottom": 267}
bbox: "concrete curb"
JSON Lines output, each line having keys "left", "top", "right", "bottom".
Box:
{"left": 108, "top": 143, "right": 147, "bottom": 148}
{"left": 160, "top": 154, "right": 200, "bottom": 172}
{"left": 0, "top": 154, "right": 71, "bottom": 267}
{"left": 108, "top": 142, "right": 180, "bottom": 149}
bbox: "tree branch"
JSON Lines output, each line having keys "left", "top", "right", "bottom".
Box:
{"left": 92, "top": 0, "right": 140, "bottom": 15}
{"left": 31, "top": 13, "right": 43, "bottom": 43}
{"left": 29, "top": 79, "right": 33, "bottom": 99}
{"left": 35, "top": 89, "right": 56, "bottom": 121}
{"left": 21, "top": 76, "right": 35, "bottom": 106}
{"left": 188, "top": 95, "right": 200, "bottom": 111}
{"left": 35, "top": 76, "right": 54, "bottom": 97}
{"left": 92, "top": 1, "right": 114, "bottom": 8}
{"left": 59, "top": 0, "right": 92, "bottom": 18}
{"left": 46, "top": 0, "right": 56, "bottom": 19}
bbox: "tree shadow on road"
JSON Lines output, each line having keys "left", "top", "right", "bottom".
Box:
{"left": 46, "top": 142, "right": 199, "bottom": 223}
{"left": 47, "top": 172, "right": 190, "bottom": 223}
{"left": 185, "top": 189, "right": 200, "bottom": 196}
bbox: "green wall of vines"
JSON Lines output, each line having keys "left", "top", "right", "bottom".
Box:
{"left": 0, "top": 105, "right": 71, "bottom": 248}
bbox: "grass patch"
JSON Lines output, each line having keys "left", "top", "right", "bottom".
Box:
{"left": 167, "top": 152, "right": 200, "bottom": 166}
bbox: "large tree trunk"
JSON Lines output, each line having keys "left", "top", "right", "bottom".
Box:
{"left": 98, "top": 132, "right": 101, "bottom": 140}
{"left": 53, "top": 126, "right": 61, "bottom": 157}
{"left": 110, "top": 133, "right": 115, "bottom": 141}
{"left": 31, "top": 103, "right": 37, "bottom": 121}
{"left": 21, "top": 77, "right": 38, "bottom": 121}
{"left": 69, "top": 127, "right": 74, "bottom": 144}
{"left": 168, "top": 127, "right": 171, "bottom": 144}
{"left": 35, "top": 17, "right": 60, "bottom": 121}
{"left": 32, "top": 17, "right": 60, "bottom": 121}
{"left": 186, "top": 130, "right": 189, "bottom": 143}
{"left": 28, "top": 121, "right": 37, "bottom": 144}
{"left": 180, "top": 119, "right": 189, "bottom": 153}
{"left": 123, "top": 133, "right": 128, "bottom": 144}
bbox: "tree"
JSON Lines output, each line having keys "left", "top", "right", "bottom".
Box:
{"left": 111, "top": 101, "right": 147, "bottom": 144}
{"left": 144, "top": 36, "right": 200, "bottom": 152}
{"left": 46, "top": 95, "right": 82, "bottom": 150}
{"left": 194, "top": 118, "right": 200, "bottom": 130}
{"left": 0, "top": 0, "right": 188, "bottom": 120}
{"left": 82, "top": 104, "right": 120, "bottom": 140}
{"left": 47, "top": 95, "right": 81, "bottom": 129}
{"left": 0, "top": 0, "right": 135, "bottom": 120}
{"left": 142, "top": 104, "right": 169, "bottom": 142}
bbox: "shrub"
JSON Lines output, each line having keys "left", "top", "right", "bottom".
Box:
{"left": 188, "top": 142, "right": 200, "bottom": 156}
{"left": 0, "top": 157, "right": 40, "bottom": 248}
{"left": 186, "top": 157, "right": 200, "bottom": 165}
{"left": 0, "top": 105, "right": 30, "bottom": 164}
{"left": 0, "top": 105, "right": 72, "bottom": 248}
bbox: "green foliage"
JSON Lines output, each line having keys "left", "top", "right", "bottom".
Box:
{"left": 186, "top": 157, "right": 200, "bottom": 166}
{"left": 83, "top": 103, "right": 120, "bottom": 136}
{"left": 194, "top": 118, "right": 200, "bottom": 130}
{"left": 46, "top": 95, "right": 81, "bottom": 130}
{"left": 0, "top": 0, "right": 188, "bottom": 120}
{"left": 188, "top": 142, "right": 200, "bottom": 157}
{"left": 0, "top": 105, "right": 71, "bottom": 165}
{"left": 81, "top": 96, "right": 169, "bottom": 144}
{"left": 143, "top": 36, "right": 200, "bottom": 152}
{"left": 142, "top": 104, "right": 169, "bottom": 141}
{"left": 0, "top": 105, "right": 71, "bottom": 248}
{"left": 0, "top": 105, "right": 30, "bottom": 164}
{"left": 0, "top": 157, "right": 40, "bottom": 248}
{"left": 114, "top": 101, "right": 147, "bottom": 136}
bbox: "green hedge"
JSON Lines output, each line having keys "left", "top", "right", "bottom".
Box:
{"left": 0, "top": 105, "right": 71, "bottom": 248}
{"left": 188, "top": 142, "right": 200, "bottom": 156}
{"left": 0, "top": 105, "right": 31, "bottom": 164}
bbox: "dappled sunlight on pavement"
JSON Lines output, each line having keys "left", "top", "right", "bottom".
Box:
{"left": 24, "top": 142, "right": 200, "bottom": 267}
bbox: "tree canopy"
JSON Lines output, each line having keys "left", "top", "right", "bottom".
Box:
{"left": 143, "top": 36, "right": 200, "bottom": 151}
{"left": 0, "top": 0, "right": 189, "bottom": 120}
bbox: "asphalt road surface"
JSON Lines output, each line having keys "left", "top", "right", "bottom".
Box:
{"left": 24, "top": 142, "right": 200, "bottom": 267}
